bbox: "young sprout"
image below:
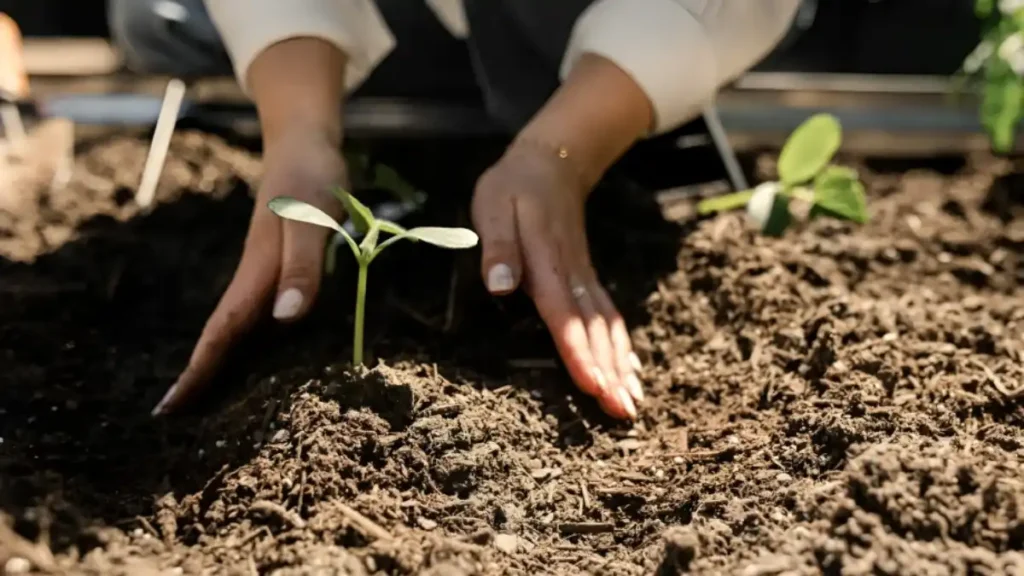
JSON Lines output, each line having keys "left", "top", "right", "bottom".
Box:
{"left": 956, "top": 0, "right": 1024, "bottom": 152}
{"left": 268, "top": 188, "right": 478, "bottom": 365}
{"left": 696, "top": 113, "right": 868, "bottom": 236}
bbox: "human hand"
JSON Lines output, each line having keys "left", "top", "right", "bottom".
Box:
{"left": 151, "top": 127, "right": 347, "bottom": 415}
{"left": 472, "top": 141, "right": 643, "bottom": 420}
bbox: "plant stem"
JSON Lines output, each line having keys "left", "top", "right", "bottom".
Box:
{"left": 696, "top": 190, "right": 754, "bottom": 215}
{"left": 353, "top": 261, "right": 368, "bottom": 365}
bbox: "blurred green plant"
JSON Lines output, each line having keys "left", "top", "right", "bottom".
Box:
{"left": 697, "top": 113, "right": 868, "bottom": 236}
{"left": 957, "top": 0, "right": 1024, "bottom": 152}
{"left": 268, "top": 188, "right": 478, "bottom": 365}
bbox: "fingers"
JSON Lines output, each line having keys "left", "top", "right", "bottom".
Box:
{"left": 472, "top": 184, "right": 523, "bottom": 295}
{"left": 275, "top": 217, "right": 331, "bottom": 321}
{"left": 592, "top": 286, "right": 643, "bottom": 404}
{"left": 570, "top": 278, "right": 636, "bottom": 420}
{"left": 152, "top": 210, "right": 281, "bottom": 415}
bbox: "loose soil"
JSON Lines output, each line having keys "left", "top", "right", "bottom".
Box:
{"left": 3, "top": 129, "right": 1024, "bottom": 575}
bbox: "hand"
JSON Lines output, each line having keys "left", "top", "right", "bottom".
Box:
{"left": 152, "top": 127, "right": 347, "bottom": 415}
{"left": 472, "top": 141, "right": 643, "bottom": 420}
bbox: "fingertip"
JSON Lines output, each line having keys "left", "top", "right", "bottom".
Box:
{"left": 486, "top": 262, "right": 518, "bottom": 295}
{"left": 272, "top": 286, "right": 306, "bottom": 321}
{"left": 151, "top": 381, "right": 180, "bottom": 417}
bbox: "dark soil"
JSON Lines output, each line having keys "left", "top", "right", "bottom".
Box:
{"left": 3, "top": 130, "right": 1024, "bottom": 575}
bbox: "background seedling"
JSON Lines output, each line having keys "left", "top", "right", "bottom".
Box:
{"left": 696, "top": 113, "right": 868, "bottom": 236}
{"left": 956, "top": 0, "right": 1024, "bottom": 152}
{"left": 268, "top": 188, "right": 478, "bottom": 365}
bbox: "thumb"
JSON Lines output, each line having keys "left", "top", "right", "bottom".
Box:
{"left": 273, "top": 218, "right": 331, "bottom": 321}
{"left": 473, "top": 191, "right": 523, "bottom": 296}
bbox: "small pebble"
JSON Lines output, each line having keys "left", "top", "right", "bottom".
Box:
{"left": 777, "top": 473, "right": 793, "bottom": 483}
{"left": 655, "top": 469, "right": 665, "bottom": 479}
{"left": 198, "top": 449, "right": 205, "bottom": 457}
{"left": 271, "top": 429, "right": 290, "bottom": 444}
{"left": 417, "top": 517, "right": 438, "bottom": 531}
{"left": 132, "top": 528, "right": 144, "bottom": 537}
{"left": 215, "top": 440, "right": 226, "bottom": 448}
{"left": 673, "top": 456, "right": 684, "bottom": 464}
{"left": 493, "top": 533, "right": 518, "bottom": 554}
{"left": 5, "top": 557, "right": 31, "bottom": 574}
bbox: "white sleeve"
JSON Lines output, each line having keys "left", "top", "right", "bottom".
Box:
{"left": 202, "top": 0, "right": 395, "bottom": 94}
{"left": 559, "top": 0, "right": 801, "bottom": 135}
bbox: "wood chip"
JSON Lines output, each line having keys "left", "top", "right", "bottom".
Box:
{"left": 558, "top": 522, "right": 615, "bottom": 535}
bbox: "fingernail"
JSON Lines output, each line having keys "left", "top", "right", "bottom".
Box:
{"left": 487, "top": 263, "right": 515, "bottom": 293}
{"left": 629, "top": 352, "right": 643, "bottom": 372}
{"left": 626, "top": 373, "right": 645, "bottom": 403}
{"left": 273, "top": 288, "right": 304, "bottom": 319}
{"left": 591, "top": 367, "right": 607, "bottom": 392}
{"left": 151, "top": 383, "right": 178, "bottom": 416}
{"left": 617, "top": 386, "right": 637, "bottom": 420}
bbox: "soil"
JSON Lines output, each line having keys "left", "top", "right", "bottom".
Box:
{"left": 3, "top": 128, "right": 1024, "bottom": 575}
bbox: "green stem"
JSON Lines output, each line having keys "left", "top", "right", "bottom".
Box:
{"left": 696, "top": 190, "right": 754, "bottom": 215}
{"left": 353, "top": 261, "right": 368, "bottom": 365}
{"left": 786, "top": 186, "right": 815, "bottom": 204}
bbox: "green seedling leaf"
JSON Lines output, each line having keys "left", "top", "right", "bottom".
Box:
{"left": 268, "top": 196, "right": 346, "bottom": 233}
{"left": 811, "top": 166, "right": 868, "bottom": 224}
{"left": 777, "top": 113, "right": 842, "bottom": 185}
{"left": 374, "top": 164, "right": 422, "bottom": 204}
{"left": 402, "top": 227, "right": 479, "bottom": 249}
{"left": 268, "top": 196, "right": 359, "bottom": 257}
{"left": 763, "top": 194, "right": 791, "bottom": 237}
{"left": 697, "top": 189, "right": 754, "bottom": 215}
{"left": 331, "top": 187, "right": 375, "bottom": 233}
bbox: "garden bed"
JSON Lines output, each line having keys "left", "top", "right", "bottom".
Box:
{"left": 2, "top": 130, "right": 1024, "bottom": 575}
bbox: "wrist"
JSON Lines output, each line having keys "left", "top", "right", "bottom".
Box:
{"left": 516, "top": 53, "right": 653, "bottom": 190}
{"left": 249, "top": 38, "right": 347, "bottom": 148}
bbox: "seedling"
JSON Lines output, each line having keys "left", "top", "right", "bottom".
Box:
{"left": 268, "top": 188, "right": 478, "bottom": 365}
{"left": 696, "top": 113, "right": 868, "bottom": 236}
{"left": 956, "top": 0, "right": 1024, "bottom": 152}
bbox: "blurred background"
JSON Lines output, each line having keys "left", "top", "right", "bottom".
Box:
{"left": 0, "top": 0, "right": 984, "bottom": 75}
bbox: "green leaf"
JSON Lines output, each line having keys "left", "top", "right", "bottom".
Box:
{"left": 402, "top": 227, "right": 479, "bottom": 249}
{"left": 378, "top": 220, "right": 408, "bottom": 236}
{"left": 976, "top": 0, "right": 994, "bottom": 18}
{"left": 696, "top": 190, "right": 754, "bottom": 215}
{"left": 268, "top": 196, "right": 359, "bottom": 258}
{"left": 268, "top": 196, "right": 346, "bottom": 233}
{"left": 762, "top": 194, "right": 792, "bottom": 237}
{"left": 373, "top": 163, "right": 422, "bottom": 204}
{"left": 777, "top": 113, "right": 842, "bottom": 185}
{"left": 811, "top": 166, "right": 869, "bottom": 224}
{"left": 331, "top": 187, "right": 375, "bottom": 233}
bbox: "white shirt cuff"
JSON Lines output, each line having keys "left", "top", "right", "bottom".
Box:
{"left": 560, "top": 0, "right": 799, "bottom": 135}
{"left": 203, "top": 0, "right": 395, "bottom": 94}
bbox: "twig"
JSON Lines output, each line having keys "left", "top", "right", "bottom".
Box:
{"left": 334, "top": 502, "right": 393, "bottom": 542}
{"left": 970, "top": 358, "right": 1024, "bottom": 399}
{"left": 136, "top": 78, "right": 186, "bottom": 208}
{"left": 558, "top": 522, "right": 615, "bottom": 535}
{"left": 136, "top": 516, "right": 160, "bottom": 540}
{"left": 579, "top": 480, "right": 591, "bottom": 512}
{"left": 249, "top": 500, "right": 306, "bottom": 530}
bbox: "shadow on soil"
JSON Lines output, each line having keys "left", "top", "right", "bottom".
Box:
{"left": 0, "top": 133, "right": 694, "bottom": 551}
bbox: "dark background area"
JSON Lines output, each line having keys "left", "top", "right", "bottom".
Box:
{"left": 0, "top": 0, "right": 982, "bottom": 76}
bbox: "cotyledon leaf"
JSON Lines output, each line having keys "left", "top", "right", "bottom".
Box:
{"left": 777, "top": 113, "right": 842, "bottom": 185}
{"left": 401, "top": 227, "right": 479, "bottom": 249}
{"left": 267, "top": 197, "right": 346, "bottom": 233}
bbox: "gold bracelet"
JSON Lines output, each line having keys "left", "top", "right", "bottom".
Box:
{"left": 511, "top": 137, "right": 592, "bottom": 188}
